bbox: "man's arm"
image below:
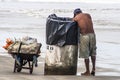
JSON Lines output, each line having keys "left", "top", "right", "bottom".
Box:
{"left": 73, "top": 16, "right": 78, "bottom": 22}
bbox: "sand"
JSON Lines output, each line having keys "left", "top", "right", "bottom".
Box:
{"left": 0, "top": 55, "right": 120, "bottom": 80}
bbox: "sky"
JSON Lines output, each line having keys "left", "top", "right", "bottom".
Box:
{"left": 18, "top": 0, "right": 120, "bottom": 3}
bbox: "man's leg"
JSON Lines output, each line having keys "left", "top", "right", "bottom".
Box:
{"left": 90, "top": 33, "right": 96, "bottom": 76}
{"left": 80, "top": 34, "right": 90, "bottom": 76}
{"left": 91, "top": 55, "right": 96, "bottom": 76}
{"left": 81, "top": 58, "right": 90, "bottom": 76}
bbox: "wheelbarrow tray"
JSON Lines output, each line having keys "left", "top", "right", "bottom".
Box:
{"left": 10, "top": 53, "right": 40, "bottom": 61}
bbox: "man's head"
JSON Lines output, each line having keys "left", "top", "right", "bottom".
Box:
{"left": 73, "top": 8, "right": 82, "bottom": 17}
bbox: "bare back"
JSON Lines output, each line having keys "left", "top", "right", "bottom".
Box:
{"left": 74, "top": 13, "right": 94, "bottom": 35}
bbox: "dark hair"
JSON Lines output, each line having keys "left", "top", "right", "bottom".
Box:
{"left": 73, "top": 8, "right": 82, "bottom": 17}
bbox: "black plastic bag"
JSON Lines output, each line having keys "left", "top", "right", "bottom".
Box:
{"left": 46, "top": 14, "right": 78, "bottom": 46}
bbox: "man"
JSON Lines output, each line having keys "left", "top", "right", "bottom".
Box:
{"left": 73, "top": 8, "right": 97, "bottom": 76}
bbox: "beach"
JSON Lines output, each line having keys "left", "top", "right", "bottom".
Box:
{"left": 0, "top": 2, "right": 120, "bottom": 78}
{"left": 1, "top": 56, "right": 120, "bottom": 80}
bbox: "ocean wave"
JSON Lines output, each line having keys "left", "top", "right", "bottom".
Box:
{"left": 0, "top": 7, "right": 120, "bottom": 27}
{"left": 94, "top": 20, "right": 120, "bottom": 27}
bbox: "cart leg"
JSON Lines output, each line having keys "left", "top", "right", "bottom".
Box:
{"left": 31, "top": 61, "right": 34, "bottom": 74}
{"left": 13, "top": 60, "right": 17, "bottom": 73}
{"left": 28, "top": 61, "right": 33, "bottom": 74}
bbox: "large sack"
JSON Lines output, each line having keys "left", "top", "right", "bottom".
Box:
{"left": 8, "top": 42, "right": 41, "bottom": 54}
{"left": 20, "top": 43, "right": 41, "bottom": 54}
{"left": 45, "top": 14, "right": 78, "bottom": 75}
{"left": 8, "top": 41, "right": 21, "bottom": 53}
{"left": 22, "top": 36, "right": 37, "bottom": 44}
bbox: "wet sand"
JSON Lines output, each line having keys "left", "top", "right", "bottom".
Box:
{"left": 0, "top": 55, "right": 120, "bottom": 80}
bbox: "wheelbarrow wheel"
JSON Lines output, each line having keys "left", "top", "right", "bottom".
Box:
{"left": 17, "top": 67, "right": 22, "bottom": 72}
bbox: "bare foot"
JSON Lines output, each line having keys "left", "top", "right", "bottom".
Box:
{"left": 81, "top": 72, "right": 90, "bottom": 76}
{"left": 91, "top": 71, "right": 95, "bottom": 76}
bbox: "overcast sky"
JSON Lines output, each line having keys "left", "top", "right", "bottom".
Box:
{"left": 18, "top": 0, "right": 120, "bottom": 3}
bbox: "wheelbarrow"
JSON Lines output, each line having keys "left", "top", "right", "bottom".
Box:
{"left": 9, "top": 42, "right": 42, "bottom": 74}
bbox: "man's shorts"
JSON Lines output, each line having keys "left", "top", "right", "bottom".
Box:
{"left": 79, "top": 33, "right": 97, "bottom": 59}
